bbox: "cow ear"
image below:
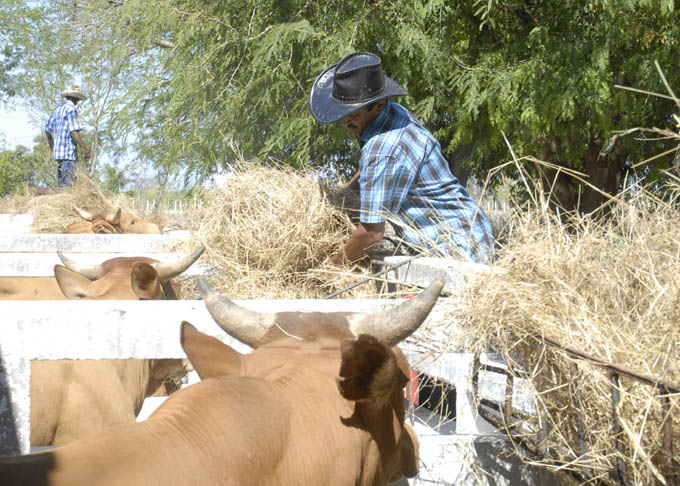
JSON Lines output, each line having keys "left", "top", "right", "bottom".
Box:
{"left": 130, "top": 262, "right": 163, "bottom": 300}
{"left": 336, "top": 334, "right": 408, "bottom": 408}
{"left": 180, "top": 321, "right": 243, "bottom": 380}
{"left": 54, "top": 264, "right": 91, "bottom": 299}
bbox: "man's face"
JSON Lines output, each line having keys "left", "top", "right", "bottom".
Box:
{"left": 340, "top": 102, "right": 384, "bottom": 136}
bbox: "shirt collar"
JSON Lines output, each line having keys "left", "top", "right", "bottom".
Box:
{"left": 64, "top": 98, "right": 78, "bottom": 112}
{"left": 359, "top": 100, "right": 392, "bottom": 146}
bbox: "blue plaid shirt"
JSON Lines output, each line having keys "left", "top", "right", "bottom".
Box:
{"left": 358, "top": 101, "right": 494, "bottom": 263}
{"left": 45, "top": 100, "right": 82, "bottom": 161}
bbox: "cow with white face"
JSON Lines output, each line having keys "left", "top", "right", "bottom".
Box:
{"left": 0, "top": 276, "right": 445, "bottom": 486}
{"left": 66, "top": 206, "right": 162, "bottom": 234}
{"left": 0, "top": 247, "right": 204, "bottom": 446}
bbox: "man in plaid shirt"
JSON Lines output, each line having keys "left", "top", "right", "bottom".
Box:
{"left": 45, "top": 85, "right": 90, "bottom": 188}
{"left": 310, "top": 53, "right": 494, "bottom": 264}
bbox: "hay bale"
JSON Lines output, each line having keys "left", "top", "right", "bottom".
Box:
{"left": 172, "top": 164, "right": 374, "bottom": 299}
{"left": 451, "top": 184, "right": 680, "bottom": 484}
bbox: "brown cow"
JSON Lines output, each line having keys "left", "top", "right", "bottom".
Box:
{"left": 0, "top": 247, "right": 204, "bottom": 446}
{"left": 0, "top": 276, "right": 445, "bottom": 486}
{"left": 66, "top": 206, "right": 162, "bottom": 234}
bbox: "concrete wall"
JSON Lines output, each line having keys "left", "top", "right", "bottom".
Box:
{"left": 0, "top": 214, "right": 33, "bottom": 233}
{"left": 0, "top": 252, "right": 215, "bottom": 277}
{"left": 0, "top": 230, "right": 190, "bottom": 252}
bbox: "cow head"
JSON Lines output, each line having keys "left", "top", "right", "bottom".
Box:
{"left": 53, "top": 246, "right": 204, "bottom": 300}
{"left": 72, "top": 206, "right": 162, "bottom": 234}
{"left": 182, "top": 276, "right": 445, "bottom": 484}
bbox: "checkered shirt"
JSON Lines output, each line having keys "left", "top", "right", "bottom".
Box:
{"left": 358, "top": 101, "right": 494, "bottom": 263}
{"left": 45, "top": 100, "right": 82, "bottom": 160}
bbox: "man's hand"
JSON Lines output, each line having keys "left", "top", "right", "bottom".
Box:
{"left": 328, "top": 221, "right": 385, "bottom": 265}
{"left": 329, "top": 249, "right": 347, "bottom": 266}
{"left": 71, "top": 130, "right": 90, "bottom": 160}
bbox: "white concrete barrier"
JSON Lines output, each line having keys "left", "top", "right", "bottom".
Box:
{"left": 0, "top": 257, "right": 549, "bottom": 485}
{"left": 0, "top": 252, "right": 216, "bottom": 277}
{"left": 0, "top": 298, "right": 425, "bottom": 455}
{"left": 0, "top": 231, "right": 191, "bottom": 252}
{"left": 384, "top": 256, "right": 492, "bottom": 290}
{"left": 0, "top": 214, "right": 34, "bottom": 233}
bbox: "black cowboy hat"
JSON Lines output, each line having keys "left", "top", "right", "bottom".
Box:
{"left": 309, "top": 52, "right": 408, "bottom": 124}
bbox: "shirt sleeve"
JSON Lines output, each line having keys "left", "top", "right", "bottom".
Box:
{"left": 45, "top": 114, "right": 54, "bottom": 133}
{"left": 359, "top": 153, "right": 416, "bottom": 224}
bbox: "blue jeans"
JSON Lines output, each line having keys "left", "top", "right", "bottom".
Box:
{"left": 57, "top": 160, "right": 76, "bottom": 188}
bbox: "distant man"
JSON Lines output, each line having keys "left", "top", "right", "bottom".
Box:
{"left": 309, "top": 52, "right": 494, "bottom": 264}
{"left": 45, "top": 85, "right": 90, "bottom": 188}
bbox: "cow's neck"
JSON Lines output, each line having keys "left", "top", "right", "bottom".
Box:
{"left": 110, "top": 359, "right": 154, "bottom": 414}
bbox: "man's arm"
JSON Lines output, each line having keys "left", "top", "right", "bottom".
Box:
{"left": 70, "top": 130, "right": 90, "bottom": 159}
{"left": 329, "top": 221, "right": 385, "bottom": 265}
{"left": 342, "top": 170, "right": 361, "bottom": 192}
{"left": 45, "top": 131, "right": 54, "bottom": 151}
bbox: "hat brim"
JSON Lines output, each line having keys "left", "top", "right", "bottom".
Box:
{"left": 61, "top": 91, "right": 87, "bottom": 101}
{"left": 309, "top": 63, "right": 408, "bottom": 124}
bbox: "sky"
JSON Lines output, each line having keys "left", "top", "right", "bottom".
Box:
{"left": 0, "top": 104, "right": 41, "bottom": 150}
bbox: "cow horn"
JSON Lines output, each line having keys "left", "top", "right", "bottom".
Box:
{"left": 198, "top": 275, "right": 446, "bottom": 348}
{"left": 57, "top": 251, "right": 102, "bottom": 280}
{"left": 74, "top": 206, "right": 95, "bottom": 221}
{"left": 151, "top": 245, "right": 205, "bottom": 281}
{"left": 349, "top": 276, "right": 446, "bottom": 346}
{"left": 105, "top": 208, "right": 122, "bottom": 225}
{"left": 197, "top": 277, "right": 271, "bottom": 347}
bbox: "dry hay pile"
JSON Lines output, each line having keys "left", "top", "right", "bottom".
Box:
{"left": 450, "top": 184, "right": 680, "bottom": 484}
{"left": 172, "top": 164, "right": 373, "bottom": 300}
{"left": 0, "top": 171, "right": 161, "bottom": 233}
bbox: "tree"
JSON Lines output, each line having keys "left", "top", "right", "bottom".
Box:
{"left": 1, "top": 0, "right": 150, "bottom": 178}
{"left": 443, "top": 0, "right": 680, "bottom": 214}
{"left": 101, "top": 163, "right": 129, "bottom": 193}
{"left": 0, "top": 145, "right": 54, "bottom": 195}
{"left": 6, "top": 1, "right": 677, "bottom": 214}
{"left": 0, "top": 0, "right": 23, "bottom": 100}
{"left": 93, "top": 0, "right": 677, "bottom": 213}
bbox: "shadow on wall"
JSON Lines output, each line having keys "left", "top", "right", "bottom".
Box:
{"left": 472, "top": 438, "right": 577, "bottom": 486}
{"left": 0, "top": 352, "right": 19, "bottom": 455}
{"left": 416, "top": 374, "right": 457, "bottom": 421}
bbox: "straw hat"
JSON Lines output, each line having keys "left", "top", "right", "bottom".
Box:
{"left": 309, "top": 52, "right": 407, "bottom": 124}
{"left": 61, "top": 85, "right": 87, "bottom": 101}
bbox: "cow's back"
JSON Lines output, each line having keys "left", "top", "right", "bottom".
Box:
{"left": 0, "top": 277, "right": 64, "bottom": 300}
{"left": 31, "top": 360, "right": 140, "bottom": 446}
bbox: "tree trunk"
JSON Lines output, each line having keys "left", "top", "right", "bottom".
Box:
{"left": 444, "top": 143, "right": 474, "bottom": 188}
{"left": 580, "top": 142, "right": 626, "bottom": 217}
{"left": 537, "top": 141, "right": 626, "bottom": 217}
{"left": 154, "top": 168, "right": 170, "bottom": 214}
{"left": 536, "top": 143, "right": 579, "bottom": 215}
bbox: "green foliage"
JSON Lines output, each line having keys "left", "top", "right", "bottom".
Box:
{"left": 1, "top": 0, "right": 149, "bottom": 177}
{"left": 101, "top": 164, "right": 128, "bottom": 194}
{"left": 3, "top": 1, "right": 678, "bottom": 212}
{"left": 0, "top": 146, "right": 54, "bottom": 195}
